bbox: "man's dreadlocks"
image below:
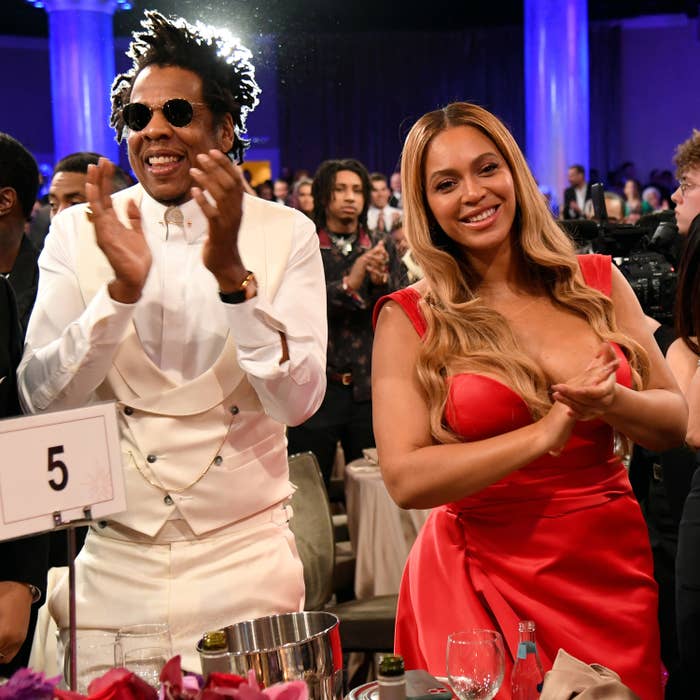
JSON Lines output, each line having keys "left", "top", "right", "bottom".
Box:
{"left": 110, "top": 11, "right": 260, "bottom": 163}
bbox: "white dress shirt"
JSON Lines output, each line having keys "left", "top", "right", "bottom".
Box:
{"left": 367, "top": 204, "right": 401, "bottom": 232}
{"left": 574, "top": 184, "right": 588, "bottom": 212}
{"left": 18, "top": 191, "right": 327, "bottom": 427}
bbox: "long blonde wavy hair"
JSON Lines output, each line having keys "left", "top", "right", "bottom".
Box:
{"left": 401, "top": 102, "right": 649, "bottom": 444}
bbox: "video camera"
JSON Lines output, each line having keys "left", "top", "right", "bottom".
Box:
{"left": 559, "top": 183, "right": 680, "bottom": 324}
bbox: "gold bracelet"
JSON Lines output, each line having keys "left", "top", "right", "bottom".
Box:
{"left": 219, "top": 271, "right": 256, "bottom": 304}
{"left": 239, "top": 270, "right": 255, "bottom": 291}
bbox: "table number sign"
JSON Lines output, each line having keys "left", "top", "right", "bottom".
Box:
{"left": 0, "top": 402, "right": 126, "bottom": 540}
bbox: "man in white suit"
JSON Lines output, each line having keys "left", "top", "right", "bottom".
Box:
{"left": 18, "top": 11, "right": 327, "bottom": 669}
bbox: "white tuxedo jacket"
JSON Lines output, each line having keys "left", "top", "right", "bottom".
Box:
{"left": 75, "top": 185, "right": 296, "bottom": 536}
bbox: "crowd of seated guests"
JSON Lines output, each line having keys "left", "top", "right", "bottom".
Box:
{"left": 560, "top": 160, "right": 676, "bottom": 225}
{"left": 605, "top": 162, "right": 675, "bottom": 217}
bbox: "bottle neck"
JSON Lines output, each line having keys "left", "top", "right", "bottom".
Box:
{"left": 516, "top": 623, "right": 538, "bottom": 659}
{"left": 516, "top": 640, "right": 537, "bottom": 659}
{"left": 517, "top": 627, "right": 536, "bottom": 643}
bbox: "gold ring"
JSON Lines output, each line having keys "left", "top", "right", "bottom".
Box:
{"left": 85, "top": 206, "right": 94, "bottom": 223}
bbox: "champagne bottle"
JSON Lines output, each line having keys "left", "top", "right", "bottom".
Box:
{"left": 200, "top": 629, "right": 230, "bottom": 675}
{"left": 378, "top": 654, "right": 406, "bottom": 700}
{"left": 511, "top": 620, "right": 544, "bottom": 700}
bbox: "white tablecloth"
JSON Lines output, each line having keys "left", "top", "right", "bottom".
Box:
{"left": 344, "top": 456, "right": 430, "bottom": 599}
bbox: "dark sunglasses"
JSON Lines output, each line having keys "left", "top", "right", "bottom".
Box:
{"left": 122, "top": 98, "right": 206, "bottom": 132}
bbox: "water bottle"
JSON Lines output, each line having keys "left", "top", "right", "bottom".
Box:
{"left": 511, "top": 620, "right": 544, "bottom": 700}
{"left": 378, "top": 654, "right": 406, "bottom": 700}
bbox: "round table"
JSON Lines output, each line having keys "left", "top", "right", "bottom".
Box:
{"left": 344, "top": 457, "right": 430, "bottom": 599}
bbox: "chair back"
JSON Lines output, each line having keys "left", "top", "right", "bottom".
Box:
{"left": 288, "top": 451, "right": 336, "bottom": 610}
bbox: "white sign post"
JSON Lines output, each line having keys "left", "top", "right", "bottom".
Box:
{"left": 0, "top": 402, "right": 126, "bottom": 689}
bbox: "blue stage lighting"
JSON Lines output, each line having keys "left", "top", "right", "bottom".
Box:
{"left": 25, "top": 0, "right": 132, "bottom": 10}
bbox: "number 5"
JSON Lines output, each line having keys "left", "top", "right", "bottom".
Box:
{"left": 48, "top": 445, "right": 68, "bottom": 491}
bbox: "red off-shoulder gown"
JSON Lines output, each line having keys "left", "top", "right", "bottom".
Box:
{"left": 373, "top": 255, "right": 662, "bottom": 699}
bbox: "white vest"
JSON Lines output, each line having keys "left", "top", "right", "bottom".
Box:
{"left": 75, "top": 185, "right": 294, "bottom": 536}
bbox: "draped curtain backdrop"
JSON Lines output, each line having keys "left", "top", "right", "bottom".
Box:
{"left": 588, "top": 23, "right": 622, "bottom": 185}
{"left": 275, "top": 24, "right": 621, "bottom": 188}
{"left": 276, "top": 27, "right": 525, "bottom": 177}
{"left": 0, "top": 25, "right": 622, "bottom": 185}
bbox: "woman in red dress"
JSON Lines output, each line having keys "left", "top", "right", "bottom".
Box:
{"left": 372, "top": 103, "right": 686, "bottom": 699}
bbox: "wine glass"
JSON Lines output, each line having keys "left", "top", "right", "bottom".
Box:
{"left": 62, "top": 629, "right": 118, "bottom": 694}
{"left": 122, "top": 646, "right": 170, "bottom": 687}
{"left": 114, "top": 622, "right": 171, "bottom": 687}
{"left": 446, "top": 629, "right": 505, "bottom": 700}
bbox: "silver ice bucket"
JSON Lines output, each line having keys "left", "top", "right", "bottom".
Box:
{"left": 197, "top": 611, "right": 343, "bottom": 700}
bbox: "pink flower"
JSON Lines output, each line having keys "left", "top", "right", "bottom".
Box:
{"left": 158, "top": 659, "right": 308, "bottom": 700}
{"left": 202, "top": 669, "right": 308, "bottom": 700}
{"left": 159, "top": 656, "right": 204, "bottom": 699}
{"left": 2, "top": 656, "right": 309, "bottom": 700}
{"left": 53, "top": 668, "right": 157, "bottom": 700}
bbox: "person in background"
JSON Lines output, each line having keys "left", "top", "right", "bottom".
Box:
{"left": 562, "top": 163, "right": 591, "bottom": 220}
{"left": 662, "top": 128, "right": 700, "bottom": 699}
{"left": 583, "top": 190, "right": 625, "bottom": 223}
{"left": 255, "top": 179, "right": 274, "bottom": 201}
{"left": 389, "top": 170, "right": 402, "bottom": 209}
{"left": 29, "top": 153, "right": 133, "bottom": 252}
{"left": 623, "top": 178, "right": 652, "bottom": 224}
{"left": 626, "top": 309, "right": 689, "bottom": 699}
{"left": 0, "top": 133, "right": 40, "bottom": 335}
{"left": 372, "top": 102, "right": 685, "bottom": 699}
{"left": 642, "top": 186, "right": 668, "bottom": 213}
{"left": 0, "top": 259, "right": 48, "bottom": 678}
{"left": 17, "top": 11, "right": 326, "bottom": 670}
{"left": 391, "top": 218, "right": 423, "bottom": 286}
{"left": 273, "top": 178, "right": 290, "bottom": 206}
{"left": 48, "top": 152, "right": 133, "bottom": 221}
{"left": 367, "top": 172, "right": 401, "bottom": 234}
{"left": 291, "top": 177, "right": 314, "bottom": 219}
{"left": 286, "top": 158, "right": 401, "bottom": 485}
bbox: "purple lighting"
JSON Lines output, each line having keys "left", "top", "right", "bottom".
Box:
{"left": 27, "top": 0, "right": 133, "bottom": 163}
{"left": 524, "top": 0, "right": 589, "bottom": 212}
{"left": 25, "top": 0, "right": 131, "bottom": 8}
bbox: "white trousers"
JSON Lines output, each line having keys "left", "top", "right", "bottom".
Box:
{"left": 49, "top": 504, "right": 305, "bottom": 672}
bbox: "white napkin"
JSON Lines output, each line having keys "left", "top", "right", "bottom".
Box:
{"left": 540, "top": 649, "right": 641, "bottom": 700}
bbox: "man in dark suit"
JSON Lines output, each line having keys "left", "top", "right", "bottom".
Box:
{"left": 0, "top": 274, "right": 48, "bottom": 675}
{"left": 0, "top": 133, "right": 40, "bottom": 336}
{"left": 388, "top": 170, "right": 402, "bottom": 209}
{"left": 562, "top": 163, "right": 592, "bottom": 220}
{"left": 29, "top": 151, "right": 134, "bottom": 253}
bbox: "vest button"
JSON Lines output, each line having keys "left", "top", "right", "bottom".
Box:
{"left": 230, "top": 405, "right": 239, "bottom": 415}
{"left": 98, "top": 520, "right": 107, "bottom": 529}
{"left": 147, "top": 454, "right": 157, "bottom": 463}
{"left": 124, "top": 406, "right": 134, "bottom": 416}
{"left": 214, "top": 455, "right": 223, "bottom": 465}
{"left": 164, "top": 495, "right": 174, "bottom": 506}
